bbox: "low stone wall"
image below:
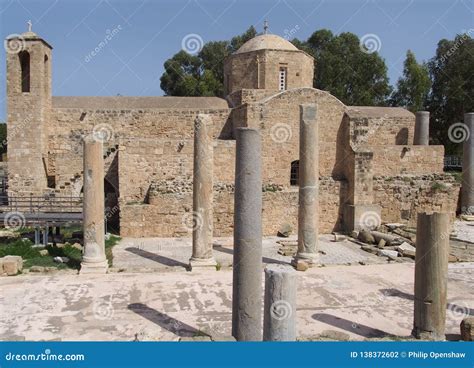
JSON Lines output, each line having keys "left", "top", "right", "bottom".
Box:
{"left": 120, "top": 177, "right": 348, "bottom": 237}
{"left": 373, "top": 174, "right": 460, "bottom": 227}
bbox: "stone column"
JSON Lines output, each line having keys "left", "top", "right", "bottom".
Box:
{"left": 462, "top": 113, "right": 474, "bottom": 215}
{"left": 189, "top": 114, "right": 217, "bottom": 270}
{"left": 414, "top": 111, "right": 430, "bottom": 145}
{"left": 80, "top": 137, "right": 108, "bottom": 274}
{"left": 292, "top": 104, "right": 319, "bottom": 268}
{"left": 232, "top": 127, "right": 263, "bottom": 341}
{"left": 263, "top": 264, "right": 297, "bottom": 341}
{"left": 412, "top": 212, "right": 449, "bottom": 340}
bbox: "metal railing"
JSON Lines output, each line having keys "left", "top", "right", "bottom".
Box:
{"left": 444, "top": 155, "right": 462, "bottom": 171}
{"left": 0, "top": 195, "right": 82, "bottom": 214}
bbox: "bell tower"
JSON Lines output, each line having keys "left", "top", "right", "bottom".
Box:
{"left": 6, "top": 23, "right": 52, "bottom": 195}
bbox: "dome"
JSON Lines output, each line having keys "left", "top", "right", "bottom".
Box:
{"left": 235, "top": 34, "right": 299, "bottom": 54}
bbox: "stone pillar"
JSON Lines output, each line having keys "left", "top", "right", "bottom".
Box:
{"left": 263, "top": 264, "right": 297, "bottom": 341}
{"left": 462, "top": 113, "right": 474, "bottom": 215}
{"left": 232, "top": 127, "right": 263, "bottom": 341}
{"left": 414, "top": 111, "right": 430, "bottom": 145}
{"left": 189, "top": 114, "right": 217, "bottom": 270}
{"left": 292, "top": 104, "right": 319, "bottom": 268}
{"left": 80, "top": 137, "right": 108, "bottom": 274}
{"left": 412, "top": 212, "right": 449, "bottom": 340}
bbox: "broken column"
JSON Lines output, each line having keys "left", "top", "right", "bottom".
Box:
{"left": 462, "top": 113, "right": 474, "bottom": 215}
{"left": 412, "top": 212, "right": 449, "bottom": 340}
{"left": 292, "top": 104, "right": 319, "bottom": 268}
{"left": 80, "top": 137, "right": 108, "bottom": 274}
{"left": 263, "top": 264, "right": 297, "bottom": 341}
{"left": 232, "top": 127, "right": 263, "bottom": 341}
{"left": 414, "top": 111, "right": 430, "bottom": 145}
{"left": 189, "top": 114, "right": 217, "bottom": 270}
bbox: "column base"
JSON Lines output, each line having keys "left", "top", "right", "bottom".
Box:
{"left": 291, "top": 252, "right": 319, "bottom": 271}
{"left": 80, "top": 260, "right": 108, "bottom": 274}
{"left": 189, "top": 257, "right": 218, "bottom": 270}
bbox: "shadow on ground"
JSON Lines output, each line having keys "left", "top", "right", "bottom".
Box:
{"left": 128, "top": 303, "right": 205, "bottom": 337}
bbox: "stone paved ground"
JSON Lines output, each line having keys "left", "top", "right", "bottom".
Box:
{"left": 113, "top": 234, "right": 386, "bottom": 272}
{"left": 0, "top": 262, "right": 472, "bottom": 341}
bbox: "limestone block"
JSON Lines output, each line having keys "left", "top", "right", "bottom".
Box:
{"left": 0, "top": 256, "right": 23, "bottom": 276}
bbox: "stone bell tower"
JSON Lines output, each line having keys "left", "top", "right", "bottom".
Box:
{"left": 6, "top": 23, "right": 52, "bottom": 196}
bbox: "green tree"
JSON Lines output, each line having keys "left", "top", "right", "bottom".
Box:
{"left": 390, "top": 50, "right": 431, "bottom": 112}
{"left": 160, "top": 26, "right": 256, "bottom": 97}
{"left": 426, "top": 33, "right": 474, "bottom": 153}
{"left": 295, "top": 30, "right": 392, "bottom": 106}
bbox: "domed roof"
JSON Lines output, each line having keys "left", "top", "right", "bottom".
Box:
{"left": 235, "top": 34, "right": 299, "bottom": 54}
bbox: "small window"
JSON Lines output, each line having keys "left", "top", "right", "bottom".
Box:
{"left": 290, "top": 160, "right": 299, "bottom": 186}
{"left": 19, "top": 51, "right": 30, "bottom": 92}
{"left": 279, "top": 67, "right": 287, "bottom": 91}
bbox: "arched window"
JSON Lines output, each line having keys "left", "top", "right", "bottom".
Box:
{"left": 19, "top": 51, "right": 30, "bottom": 92}
{"left": 44, "top": 54, "right": 49, "bottom": 95}
{"left": 290, "top": 160, "right": 299, "bottom": 186}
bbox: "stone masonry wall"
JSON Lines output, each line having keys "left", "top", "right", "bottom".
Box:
{"left": 373, "top": 174, "right": 460, "bottom": 227}
{"left": 120, "top": 176, "right": 348, "bottom": 237}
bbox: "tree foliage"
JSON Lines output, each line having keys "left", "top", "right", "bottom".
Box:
{"left": 426, "top": 33, "right": 474, "bottom": 153}
{"left": 293, "top": 30, "right": 392, "bottom": 106}
{"left": 160, "top": 27, "right": 257, "bottom": 97}
{"left": 390, "top": 50, "right": 431, "bottom": 113}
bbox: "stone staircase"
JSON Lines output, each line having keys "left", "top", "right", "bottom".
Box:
{"left": 56, "top": 144, "right": 119, "bottom": 195}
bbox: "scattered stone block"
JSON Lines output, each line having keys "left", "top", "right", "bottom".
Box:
{"left": 358, "top": 229, "right": 375, "bottom": 244}
{"left": 293, "top": 259, "right": 309, "bottom": 272}
{"left": 332, "top": 233, "right": 346, "bottom": 242}
{"left": 396, "top": 242, "right": 416, "bottom": 258}
{"left": 350, "top": 230, "right": 359, "bottom": 239}
{"left": 277, "top": 223, "right": 292, "bottom": 238}
{"left": 377, "top": 249, "right": 398, "bottom": 260}
{"left": 449, "top": 254, "right": 458, "bottom": 263}
{"left": 460, "top": 317, "right": 474, "bottom": 341}
{"left": 377, "top": 239, "right": 386, "bottom": 249}
{"left": 39, "top": 249, "right": 49, "bottom": 256}
{"left": 0, "top": 256, "right": 23, "bottom": 276}
{"left": 71, "top": 243, "right": 82, "bottom": 250}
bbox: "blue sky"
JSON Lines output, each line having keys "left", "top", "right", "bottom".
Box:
{"left": 0, "top": 0, "right": 473, "bottom": 120}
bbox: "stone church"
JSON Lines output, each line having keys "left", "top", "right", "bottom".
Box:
{"left": 5, "top": 29, "right": 459, "bottom": 237}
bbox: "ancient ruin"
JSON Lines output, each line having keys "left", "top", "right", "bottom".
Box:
{"left": 5, "top": 30, "right": 460, "bottom": 239}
